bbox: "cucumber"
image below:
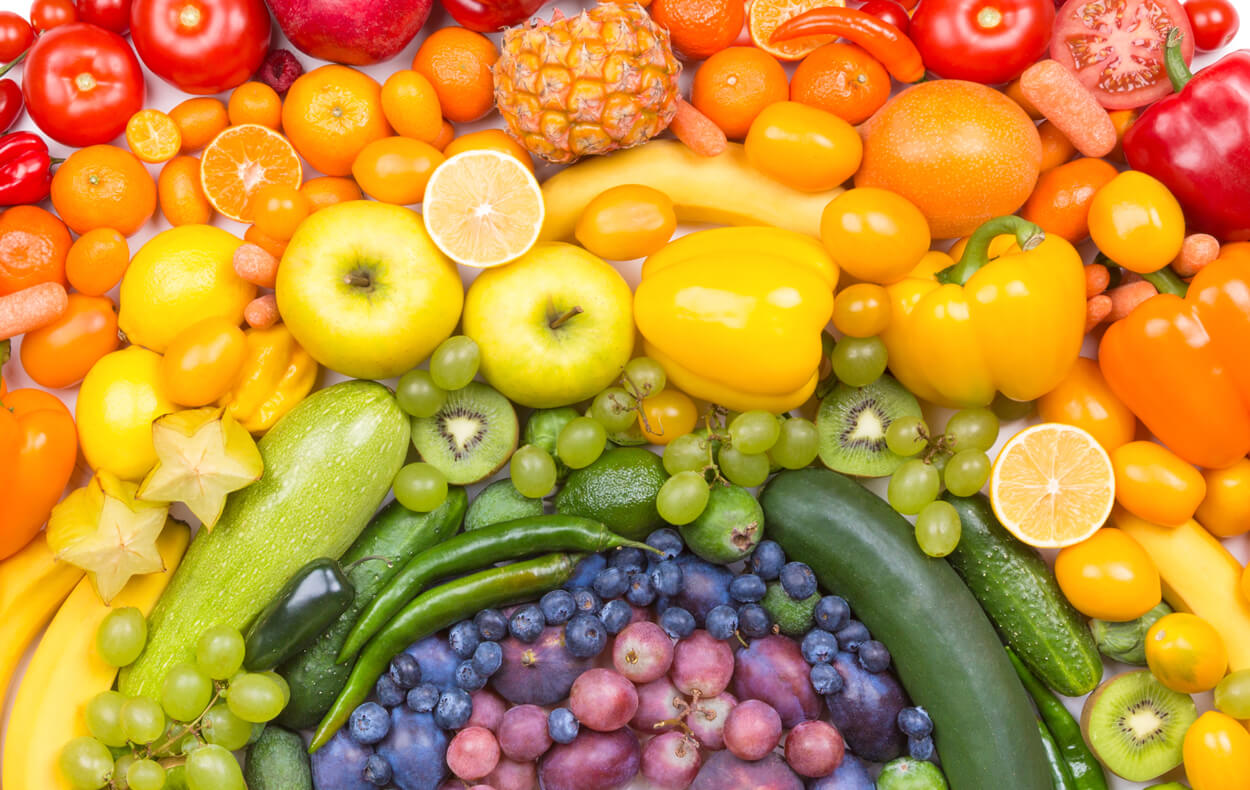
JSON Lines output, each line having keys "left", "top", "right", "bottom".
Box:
{"left": 278, "top": 491, "right": 467, "bottom": 729}
{"left": 760, "top": 469, "right": 1049, "bottom": 790}
{"left": 244, "top": 725, "right": 312, "bottom": 790}
{"left": 943, "top": 493, "right": 1103, "bottom": 697}
{"left": 120, "top": 380, "right": 410, "bottom": 700}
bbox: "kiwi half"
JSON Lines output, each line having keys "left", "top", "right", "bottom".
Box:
{"left": 412, "top": 382, "right": 518, "bottom": 485}
{"left": 1080, "top": 670, "right": 1197, "bottom": 782}
{"left": 816, "top": 375, "right": 922, "bottom": 477}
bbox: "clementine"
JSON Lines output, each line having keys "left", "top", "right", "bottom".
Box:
{"left": 413, "top": 28, "right": 498, "bottom": 124}
{"left": 651, "top": 0, "right": 745, "bottom": 60}
{"left": 51, "top": 145, "right": 157, "bottom": 237}
{"left": 790, "top": 42, "right": 889, "bottom": 124}
{"left": 281, "top": 65, "right": 392, "bottom": 176}
{"left": 692, "top": 47, "right": 788, "bottom": 139}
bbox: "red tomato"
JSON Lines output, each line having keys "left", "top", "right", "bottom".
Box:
{"left": 1051, "top": 0, "right": 1194, "bottom": 109}
{"left": 857, "top": 0, "right": 910, "bottom": 34}
{"left": 22, "top": 23, "right": 144, "bottom": 146}
{"left": 0, "top": 11, "right": 35, "bottom": 60}
{"left": 1185, "top": 0, "right": 1239, "bottom": 51}
{"left": 129, "top": 0, "right": 270, "bottom": 95}
{"left": 910, "top": 0, "right": 1054, "bottom": 84}
{"left": 75, "top": 0, "right": 132, "bottom": 33}
{"left": 29, "top": 0, "right": 77, "bottom": 31}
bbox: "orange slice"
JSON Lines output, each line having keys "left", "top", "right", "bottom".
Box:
{"left": 125, "top": 110, "right": 181, "bottom": 164}
{"left": 422, "top": 150, "right": 543, "bottom": 268}
{"left": 990, "top": 423, "right": 1115, "bottom": 548}
{"left": 748, "top": 0, "right": 847, "bottom": 61}
{"left": 199, "top": 124, "right": 302, "bottom": 223}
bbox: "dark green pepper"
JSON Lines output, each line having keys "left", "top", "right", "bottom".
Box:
{"left": 244, "top": 558, "right": 357, "bottom": 671}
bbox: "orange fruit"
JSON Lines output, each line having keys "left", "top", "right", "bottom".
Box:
{"left": 423, "top": 150, "right": 544, "bottom": 268}
{"left": 251, "top": 184, "right": 311, "bottom": 241}
{"left": 200, "top": 124, "right": 302, "bottom": 222}
{"left": 65, "top": 228, "right": 129, "bottom": 297}
{"left": 989, "top": 423, "right": 1115, "bottom": 549}
{"left": 1038, "top": 120, "right": 1076, "bottom": 172}
{"left": 651, "top": 0, "right": 745, "bottom": 60}
{"left": 244, "top": 224, "right": 288, "bottom": 260}
{"left": 1003, "top": 78, "right": 1042, "bottom": 120}
{"left": 169, "top": 97, "right": 229, "bottom": 152}
{"left": 228, "top": 81, "right": 283, "bottom": 129}
{"left": 691, "top": 47, "right": 788, "bottom": 139}
{"left": 1021, "top": 157, "right": 1119, "bottom": 244}
{"left": 50, "top": 145, "right": 156, "bottom": 237}
{"left": 749, "top": 0, "right": 845, "bottom": 61}
{"left": 125, "top": 110, "right": 181, "bottom": 164}
{"left": 300, "top": 176, "right": 362, "bottom": 212}
{"left": 381, "top": 69, "right": 443, "bottom": 144}
{"left": 790, "top": 42, "right": 890, "bottom": 125}
{"left": 158, "top": 155, "right": 213, "bottom": 227}
{"left": 0, "top": 206, "right": 71, "bottom": 294}
{"left": 855, "top": 80, "right": 1042, "bottom": 239}
{"left": 433, "top": 120, "right": 456, "bottom": 151}
{"left": 282, "top": 65, "right": 392, "bottom": 177}
{"left": 413, "top": 28, "right": 498, "bottom": 124}
{"left": 443, "top": 129, "right": 534, "bottom": 172}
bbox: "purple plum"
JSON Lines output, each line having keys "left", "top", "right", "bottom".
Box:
{"left": 405, "top": 635, "right": 460, "bottom": 691}
{"left": 538, "top": 728, "right": 641, "bottom": 790}
{"left": 311, "top": 730, "right": 373, "bottom": 790}
{"left": 825, "top": 651, "right": 908, "bottom": 762}
{"left": 689, "top": 750, "right": 803, "bottom": 790}
{"left": 732, "top": 635, "right": 822, "bottom": 727}
{"left": 806, "top": 754, "right": 875, "bottom": 790}
{"left": 376, "top": 708, "right": 449, "bottom": 790}
{"left": 490, "top": 626, "right": 593, "bottom": 705}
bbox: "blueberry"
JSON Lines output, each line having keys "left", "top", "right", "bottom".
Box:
{"left": 599, "top": 599, "right": 632, "bottom": 634}
{"left": 610, "top": 546, "right": 647, "bottom": 574}
{"left": 571, "top": 587, "right": 601, "bottom": 615}
{"left": 473, "top": 609, "right": 508, "bottom": 642}
{"left": 801, "top": 629, "right": 839, "bottom": 665}
{"left": 909, "top": 735, "right": 936, "bottom": 762}
{"left": 509, "top": 604, "right": 546, "bottom": 643}
{"left": 448, "top": 620, "right": 481, "bottom": 660}
{"left": 897, "top": 707, "right": 933, "bottom": 738}
{"left": 659, "top": 606, "right": 696, "bottom": 639}
{"left": 813, "top": 595, "right": 851, "bottom": 632}
{"left": 835, "top": 619, "right": 871, "bottom": 652}
{"left": 455, "top": 660, "right": 487, "bottom": 691}
{"left": 349, "top": 702, "right": 390, "bottom": 744}
{"left": 433, "top": 688, "right": 473, "bottom": 730}
{"left": 650, "top": 560, "right": 682, "bottom": 597}
{"left": 729, "top": 573, "right": 766, "bottom": 603}
{"left": 857, "top": 640, "right": 891, "bottom": 672}
{"left": 737, "top": 603, "right": 771, "bottom": 638}
{"left": 564, "top": 553, "right": 607, "bottom": 590}
{"left": 705, "top": 605, "right": 739, "bottom": 640}
{"left": 592, "top": 566, "right": 629, "bottom": 599}
{"left": 363, "top": 753, "right": 392, "bottom": 786}
{"left": 375, "top": 675, "right": 405, "bottom": 708}
{"left": 471, "top": 640, "right": 503, "bottom": 678}
{"left": 565, "top": 613, "right": 608, "bottom": 658}
{"left": 388, "top": 653, "right": 422, "bottom": 689}
{"left": 625, "top": 571, "right": 656, "bottom": 607}
{"left": 540, "top": 590, "right": 576, "bottom": 626}
{"left": 646, "top": 528, "right": 684, "bottom": 560}
{"left": 548, "top": 707, "right": 580, "bottom": 744}
{"left": 406, "top": 683, "right": 439, "bottom": 713}
{"left": 810, "top": 662, "right": 843, "bottom": 695}
{"left": 780, "top": 562, "right": 817, "bottom": 600}
{"left": 749, "top": 540, "right": 785, "bottom": 580}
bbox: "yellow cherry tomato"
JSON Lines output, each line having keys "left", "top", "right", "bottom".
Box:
{"left": 159, "top": 317, "right": 249, "bottom": 407}
{"left": 1183, "top": 711, "right": 1250, "bottom": 790}
{"left": 75, "top": 347, "right": 177, "bottom": 481}
{"left": 1037, "top": 357, "right": 1137, "bottom": 451}
{"left": 1111, "top": 441, "right": 1206, "bottom": 528}
{"left": 1197, "top": 458, "right": 1250, "bottom": 538}
{"left": 351, "top": 136, "right": 446, "bottom": 205}
{"left": 1054, "top": 528, "right": 1161, "bottom": 621}
{"left": 251, "top": 184, "right": 311, "bottom": 242}
{"left": 1088, "top": 171, "right": 1185, "bottom": 274}
{"left": 819, "top": 187, "right": 930, "bottom": 285}
{"left": 833, "top": 283, "right": 892, "bottom": 338}
{"left": 1145, "top": 613, "right": 1228, "bottom": 693}
{"left": 638, "top": 389, "right": 698, "bottom": 445}
{"left": 744, "top": 101, "right": 862, "bottom": 193}
{"left": 574, "top": 185, "right": 677, "bottom": 261}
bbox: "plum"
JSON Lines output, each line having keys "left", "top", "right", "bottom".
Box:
{"left": 538, "top": 728, "right": 641, "bottom": 790}
{"left": 686, "top": 691, "right": 736, "bottom": 750}
{"left": 641, "top": 731, "right": 702, "bottom": 790}
{"left": 613, "top": 621, "right": 674, "bottom": 683}
{"left": 468, "top": 689, "right": 507, "bottom": 732}
{"left": 731, "top": 635, "right": 822, "bottom": 727}
{"left": 660, "top": 555, "right": 733, "bottom": 625}
{"left": 490, "top": 626, "right": 593, "bottom": 705}
{"left": 569, "top": 668, "right": 639, "bottom": 732}
{"left": 405, "top": 635, "right": 461, "bottom": 691}
{"left": 632, "top": 676, "right": 686, "bottom": 733}
{"left": 447, "top": 726, "right": 501, "bottom": 782}
{"left": 688, "top": 750, "right": 803, "bottom": 790}
{"left": 825, "top": 651, "right": 907, "bottom": 762}
{"left": 565, "top": 554, "right": 607, "bottom": 590}
{"left": 783, "top": 720, "right": 844, "bottom": 778}
{"left": 310, "top": 730, "right": 373, "bottom": 790}
{"left": 722, "top": 699, "right": 782, "bottom": 761}
{"left": 806, "top": 754, "right": 874, "bottom": 790}
{"left": 498, "top": 704, "right": 552, "bottom": 762}
{"left": 672, "top": 630, "right": 735, "bottom": 697}
{"left": 376, "top": 709, "right": 449, "bottom": 790}
{"left": 485, "top": 757, "right": 539, "bottom": 790}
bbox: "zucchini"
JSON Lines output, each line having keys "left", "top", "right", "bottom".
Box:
{"left": 120, "top": 380, "right": 410, "bottom": 700}
{"left": 278, "top": 492, "right": 467, "bottom": 729}
{"left": 944, "top": 493, "right": 1103, "bottom": 696}
{"left": 760, "top": 469, "right": 1049, "bottom": 790}
{"left": 244, "top": 725, "right": 312, "bottom": 790}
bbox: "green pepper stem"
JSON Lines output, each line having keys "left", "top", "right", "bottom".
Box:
{"left": 1165, "top": 28, "right": 1193, "bottom": 92}
{"left": 938, "top": 216, "right": 1045, "bottom": 286}
{"left": 1142, "top": 267, "right": 1189, "bottom": 297}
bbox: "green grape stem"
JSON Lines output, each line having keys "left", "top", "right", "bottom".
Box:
{"left": 141, "top": 683, "right": 227, "bottom": 763}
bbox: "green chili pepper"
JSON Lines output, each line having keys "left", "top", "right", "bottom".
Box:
{"left": 1038, "top": 720, "right": 1078, "bottom": 790}
{"left": 1009, "top": 648, "right": 1108, "bottom": 790}
{"left": 244, "top": 558, "right": 357, "bottom": 672}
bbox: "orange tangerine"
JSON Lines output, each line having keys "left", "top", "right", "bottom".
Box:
{"left": 200, "top": 124, "right": 302, "bottom": 222}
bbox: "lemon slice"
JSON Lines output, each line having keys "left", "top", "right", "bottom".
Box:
{"left": 423, "top": 150, "right": 544, "bottom": 268}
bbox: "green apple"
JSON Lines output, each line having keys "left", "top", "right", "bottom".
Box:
{"left": 276, "top": 201, "right": 463, "bottom": 379}
{"left": 463, "top": 243, "right": 634, "bottom": 408}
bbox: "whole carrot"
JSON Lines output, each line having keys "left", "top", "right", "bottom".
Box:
{"left": 1020, "top": 60, "right": 1116, "bottom": 159}
{"left": 0, "top": 282, "right": 67, "bottom": 340}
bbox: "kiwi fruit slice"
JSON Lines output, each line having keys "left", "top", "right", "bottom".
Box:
{"left": 816, "top": 375, "right": 922, "bottom": 477}
{"left": 412, "top": 382, "right": 518, "bottom": 485}
{"left": 1080, "top": 670, "right": 1197, "bottom": 782}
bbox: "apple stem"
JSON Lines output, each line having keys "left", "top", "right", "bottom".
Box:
{"left": 344, "top": 272, "right": 373, "bottom": 289}
{"left": 549, "top": 305, "right": 583, "bottom": 329}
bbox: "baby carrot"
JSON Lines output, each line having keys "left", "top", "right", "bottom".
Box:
{"left": 244, "top": 294, "right": 279, "bottom": 329}
{"left": 1107, "top": 281, "right": 1157, "bottom": 323}
{"left": 1085, "top": 264, "right": 1110, "bottom": 298}
{"left": 1173, "top": 233, "right": 1220, "bottom": 278}
{"left": 233, "top": 242, "right": 280, "bottom": 288}
{"left": 1020, "top": 60, "right": 1117, "bottom": 159}
{"left": 0, "top": 282, "right": 68, "bottom": 340}
{"left": 670, "top": 98, "right": 728, "bottom": 158}
{"left": 1085, "top": 295, "right": 1111, "bottom": 333}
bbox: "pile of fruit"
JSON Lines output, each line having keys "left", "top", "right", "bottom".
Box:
{"left": 1, "top": 0, "right": 1250, "bottom": 788}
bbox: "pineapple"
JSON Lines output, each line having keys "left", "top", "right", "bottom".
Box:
{"left": 493, "top": 2, "right": 683, "bottom": 165}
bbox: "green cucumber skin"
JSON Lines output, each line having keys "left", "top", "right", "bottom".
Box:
{"left": 944, "top": 493, "right": 1103, "bottom": 697}
{"left": 760, "top": 469, "right": 1050, "bottom": 790}
{"left": 278, "top": 490, "right": 467, "bottom": 729}
{"left": 244, "top": 725, "right": 312, "bottom": 790}
{"left": 120, "top": 380, "right": 410, "bottom": 700}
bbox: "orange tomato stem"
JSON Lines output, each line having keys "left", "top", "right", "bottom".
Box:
{"left": 939, "top": 216, "right": 1044, "bottom": 286}
{"left": 1141, "top": 266, "right": 1189, "bottom": 297}
{"left": 768, "top": 7, "right": 925, "bottom": 83}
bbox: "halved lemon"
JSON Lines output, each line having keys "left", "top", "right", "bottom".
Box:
{"left": 200, "top": 124, "right": 302, "bottom": 222}
{"left": 422, "top": 149, "right": 544, "bottom": 269}
{"left": 989, "top": 422, "right": 1115, "bottom": 548}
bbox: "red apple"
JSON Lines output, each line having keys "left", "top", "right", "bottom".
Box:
{"left": 265, "top": 0, "right": 433, "bottom": 65}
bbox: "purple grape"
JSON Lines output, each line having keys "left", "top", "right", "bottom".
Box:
{"left": 631, "top": 676, "right": 685, "bottom": 733}
{"left": 311, "top": 730, "right": 373, "bottom": 790}
{"left": 612, "top": 620, "right": 674, "bottom": 684}
{"left": 485, "top": 757, "right": 539, "bottom": 790}
{"left": 825, "top": 651, "right": 907, "bottom": 762}
{"left": 376, "top": 709, "right": 449, "bottom": 790}
{"left": 569, "top": 668, "right": 639, "bottom": 732}
{"left": 538, "top": 728, "right": 640, "bottom": 790}
{"left": 447, "top": 726, "right": 501, "bottom": 782}
{"left": 686, "top": 692, "right": 736, "bottom": 750}
{"left": 641, "top": 731, "right": 702, "bottom": 790}
{"left": 467, "top": 689, "right": 506, "bottom": 733}
{"left": 806, "top": 754, "right": 874, "bottom": 790}
{"left": 722, "top": 699, "right": 782, "bottom": 761}
{"left": 689, "top": 750, "right": 802, "bottom": 790}
{"left": 672, "top": 630, "right": 734, "bottom": 697}
{"left": 490, "top": 626, "right": 593, "bottom": 706}
{"left": 784, "top": 719, "right": 845, "bottom": 778}
{"left": 498, "top": 704, "right": 552, "bottom": 762}
{"left": 731, "top": 635, "right": 822, "bottom": 728}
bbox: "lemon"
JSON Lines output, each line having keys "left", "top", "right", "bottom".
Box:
{"left": 119, "top": 225, "right": 256, "bottom": 353}
{"left": 76, "top": 347, "right": 176, "bottom": 481}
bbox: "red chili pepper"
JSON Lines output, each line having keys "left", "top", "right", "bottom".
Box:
{"left": 1124, "top": 29, "right": 1250, "bottom": 242}
{"left": 770, "top": 6, "right": 925, "bottom": 83}
{"left": 0, "top": 52, "right": 27, "bottom": 134}
{"left": 0, "top": 132, "right": 59, "bottom": 206}
{"left": 439, "top": 0, "right": 551, "bottom": 32}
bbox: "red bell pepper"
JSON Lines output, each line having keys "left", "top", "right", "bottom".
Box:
{"left": 0, "top": 132, "right": 58, "bottom": 206}
{"left": 1123, "top": 29, "right": 1250, "bottom": 242}
{"left": 439, "top": 0, "right": 550, "bottom": 32}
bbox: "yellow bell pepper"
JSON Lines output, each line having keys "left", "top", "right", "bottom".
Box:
{"left": 633, "top": 227, "right": 836, "bottom": 413}
{"left": 217, "top": 324, "right": 318, "bottom": 434}
{"left": 881, "top": 216, "right": 1085, "bottom": 408}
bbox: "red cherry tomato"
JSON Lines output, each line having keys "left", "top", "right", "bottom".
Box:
{"left": 22, "top": 22, "right": 144, "bottom": 147}
{"left": 0, "top": 11, "right": 35, "bottom": 61}
{"left": 129, "top": 0, "right": 271, "bottom": 95}
{"left": 29, "top": 0, "right": 76, "bottom": 31}
{"left": 1185, "top": 0, "right": 1239, "bottom": 51}
{"left": 910, "top": 0, "right": 1054, "bottom": 85}
{"left": 75, "top": 0, "right": 132, "bottom": 33}
{"left": 857, "top": 0, "right": 910, "bottom": 34}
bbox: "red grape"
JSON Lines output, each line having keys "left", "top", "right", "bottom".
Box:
{"left": 723, "top": 699, "right": 782, "bottom": 761}
{"left": 686, "top": 692, "right": 737, "bottom": 750}
{"left": 784, "top": 720, "right": 846, "bottom": 778}
{"left": 498, "top": 704, "right": 553, "bottom": 762}
{"left": 632, "top": 676, "right": 686, "bottom": 732}
{"left": 468, "top": 689, "right": 507, "bottom": 732}
{"left": 641, "top": 730, "right": 702, "bottom": 789}
{"left": 672, "top": 630, "right": 734, "bottom": 697}
{"left": 484, "top": 757, "right": 538, "bottom": 790}
{"left": 612, "top": 621, "right": 674, "bottom": 683}
{"left": 569, "top": 668, "right": 639, "bottom": 732}
{"left": 447, "top": 726, "right": 501, "bottom": 781}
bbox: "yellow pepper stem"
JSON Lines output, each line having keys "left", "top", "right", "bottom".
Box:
{"left": 939, "top": 216, "right": 1046, "bottom": 286}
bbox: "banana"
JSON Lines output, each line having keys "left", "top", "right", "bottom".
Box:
{"left": 2, "top": 521, "right": 190, "bottom": 790}
{"left": 539, "top": 140, "right": 843, "bottom": 242}
{"left": 0, "top": 534, "right": 84, "bottom": 716}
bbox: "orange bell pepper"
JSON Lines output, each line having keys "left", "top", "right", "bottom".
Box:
{"left": 0, "top": 388, "right": 78, "bottom": 560}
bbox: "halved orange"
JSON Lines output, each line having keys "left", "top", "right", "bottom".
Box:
{"left": 422, "top": 150, "right": 543, "bottom": 269}
{"left": 199, "top": 124, "right": 302, "bottom": 223}
{"left": 748, "top": 0, "right": 847, "bottom": 61}
{"left": 990, "top": 423, "right": 1115, "bottom": 549}
{"left": 125, "top": 110, "right": 182, "bottom": 164}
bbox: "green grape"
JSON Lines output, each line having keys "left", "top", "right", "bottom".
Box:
{"left": 718, "top": 446, "right": 770, "bottom": 488}
{"left": 915, "top": 500, "right": 962, "bottom": 557}
{"left": 944, "top": 407, "right": 999, "bottom": 452}
{"left": 226, "top": 673, "right": 286, "bottom": 723}
{"left": 430, "top": 336, "right": 481, "bottom": 391}
{"left": 202, "top": 704, "right": 253, "bottom": 751}
{"left": 1215, "top": 670, "right": 1250, "bottom": 719}
{"left": 126, "top": 759, "right": 166, "bottom": 790}
{"left": 510, "top": 445, "right": 558, "bottom": 499}
{"left": 943, "top": 449, "right": 991, "bottom": 497}
{"left": 196, "top": 625, "right": 245, "bottom": 680}
{"left": 162, "top": 662, "right": 214, "bottom": 723}
{"left": 729, "top": 410, "right": 782, "bottom": 455}
{"left": 885, "top": 416, "right": 929, "bottom": 457}
{"left": 180, "top": 734, "right": 205, "bottom": 755}
{"left": 393, "top": 462, "right": 449, "bottom": 512}
{"left": 990, "top": 392, "right": 1035, "bottom": 422}
{"left": 769, "top": 418, "right": 819, "bottom": 470}
{"left": 624, "top": 357, "right": 667, "bottom": 399}
{"left": 96, "top": 607, "right": 147, "bottom": 668}
{"left": 113, "top": 753, "right": 135, "bottom": 789}
{"left": 85, "top": 691, "right": 129, "bottom": 748}
{"left": 831, "top": 336, "right": 888, "bottom": 388}
{"left": 556, "top": 417, "right": 607, "bottom": 470}
{"left": 589, "top": 387, "right": 638, "bottom": 433}
{"left": 59, "top": 736, "right": 114, "bottom": 790}
{"left": 887, "top": 459, "right": 941, "bottom": 515}
{"left": 260, "top": 670, "right": 291, "bottom": 706}
{"left": 120, "top": 697, "right": 165, "bottom": 745}
{"left": 165, "top": 764, "right": 189, "bottom": 790}
{"left": 929, "top": 451, "right": 950, "bottom": 480}
{"left": 186, "top": 744, "right": 245, "bottom": 790}
{"left": 663, "top": 433, "right": 708, "bottom": 475}
{"left": 656, "top": 471, "right": 711, "bottom": 526}
{"left": 396, "top": 369, "right": 447, "bottom": 418}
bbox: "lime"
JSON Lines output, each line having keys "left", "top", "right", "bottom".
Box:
{"left": 877, "top": 758, "right": 949, "bottom": 790}
{"left": 555, "top": 447, "right": 667, "bottom": 540}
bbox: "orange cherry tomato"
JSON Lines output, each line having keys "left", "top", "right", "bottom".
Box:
{"left": 1197, "top": 458, "right": 1250, "bottom": 538}
{"left": 1111, "top": 441, "right": 1206, "bottom": 528}
{"left": 351, "top": 136, "right": 445, "bottom": 206}
{"left": 1054, "top": 527, "right": 1161, "bottom": 622}
{"left": 251, "top": 184, "right": 311, "bottom": 242}
{"left": 1183, "top": 711, "right": 1250, "bottom": 790}
{"left": 159, "top": 316, "right": 249, "bottom": 407}
{"left": 300, "top": 176, "right": 363, "bottom": 213}
{"left": 0, "top": 388, "right": 77, "bottom": 559}
{"left": 1145, "top": 612, "right": 1228, "bottom": 694}
{"left": 18, "top": 293, "right": 119, "bottom": 389}
{"left": 1037, "top": 357, "right": 1137, "bottom": 451}
{"left": 832, "top": 283, "right": 891, "bottom": 338}
{"left": 64, "top": 228, "right": 129, "bottom": 297}
{"left": 639, "top": 389, "right": 698, "bottom": 445}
